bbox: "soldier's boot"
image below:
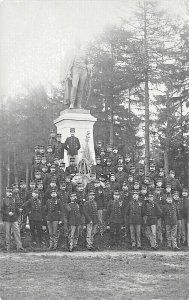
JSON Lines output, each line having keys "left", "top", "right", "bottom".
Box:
{"left": 47, "top": 236, "right": 54, "bottom": 251}
{"left": 53, "top": 235, "right": 58, "bottom": 250}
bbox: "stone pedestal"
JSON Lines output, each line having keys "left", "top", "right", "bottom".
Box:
{"left": 54, "top": 109, "right": 97, "bottom": 167}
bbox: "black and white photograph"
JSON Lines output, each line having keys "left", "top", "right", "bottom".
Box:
{"left": 0, "top": 0, "right": 189, "bottom": 299}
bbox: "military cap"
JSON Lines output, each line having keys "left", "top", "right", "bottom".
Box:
{"left": 51, "top": 186, "right": 58, "bottom": 192}
{"left": 70, "top": 128, "right": 75, "bottom": 133}
{"left": 50, "top": 164, "right": 56, "bottom": 169}
{"left": 70, "top": 192, "right": 77, "bottom": 196}
{"left": 33, "top": 188, "right": 39, "bottom": 194}
{"left": 20, "top": 179, "right": 26, "bottom": 184}
{"left": 183, "top": 188, "right": 188, "bottom": 192}
{"left": 170, "top": 170, "right": 175, "bottom": 174}
{"left": 6, "top": 187, "right": 12, "bottom": 192}
{"left": 12, "top": 183, "right": 19, "bottom": 189}
{"left": 113, "top": 190, "right": 120, "bottom": 195}
{"left": 166, "top": 183, "right": 171, "bottom": 188}
{"left": 51, "top": 176, "right": 57, "bottom": 182}
{"left": 173, "top": 190, "right": 179, "bottom": 195}
{"left": 148, "top": 192, "right": 154, "bottom": 197}
{"left": 47, "top": 144, "right": 53, "bottom": 149}
{"left": 65, "top": 176, "right": 71, "bottom": 182}
{"left": 132, "top": 190, "right": 139, "bottom": 194}
{"left": 70, "top": 157, "right": 75, "bottom": 162}
{"left": 117, "top": 162, "right": 123, "bottom": 167}
{"left": 35, "top": 145, "right": 40, "bottom": 149}
{"left": 57, "top": 133, "right": 61, "bottom": 137}
{"left": 166, "top": 193, "right": 172, "bottom": 199}
{"left": 88, "top": 190, "right": 95, "bottom": 195}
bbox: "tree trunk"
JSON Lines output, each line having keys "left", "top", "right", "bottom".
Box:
{"left": 7, "top": 143, "right": 11, "bottom": 188}
{"left": 0, "top": 149, "right": 2, "bottom": 222}
{"left": 13, "top": 147, "right": 18, "bottom": 184}
{"left": 26, "top": 163, "right": 30, "bottom": 191}
{"left": 144, "top": 70, "right": 150, "bottom": 174}
{"left": 164, "top": 150, "right": 169, "bottom": 177}
{"left": 143, "top": 1, "right": 150, "bottom": 174}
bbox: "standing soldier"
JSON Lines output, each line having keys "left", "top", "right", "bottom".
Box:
{"left": 115, "top": 163, "right": 127, "bottom": 187}
{"left": 142, "top": 192, "right": 162, "bottom": 250}
{"left": 106, "top": 190, "right": 124, "bottom": 247}
{"left": 182, "top": 188, "right": 188, "bottom": 246}
{"left": 45, "top": 187, "right": 62, "bottom": 250}
{"left": 84, "top": 190, "right": 99, "bottom": 250}
{"left": 126, "top": 190, "right": 143, "bottom": 249}
{"left": 47, "top": 128, "right": 57, "bottom": 154}
{"left": 64, "top": 128, "right": 81, "bottom": 165}
{"left": 55, "top": 133, "right": 64, "bottom": 161}
{"left": 66, "top": 192, "right": 83, "bottom": 251}
{"left": 1, "top": 187, "right": 25, "bottom": 252}
{"left": 173, "top": 191, "right": 184, "bottom": 247}
{"left": 65, "top": 157, "right": 78, "bottom": 178}
{"left": 162, "top": 194, "right": 180, "bottom": 250}
{"left": 22, "top": 188, "right": 44, "bottom": 247}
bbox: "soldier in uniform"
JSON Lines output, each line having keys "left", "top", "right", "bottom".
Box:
{"left": 166, "top": 170, "right": 182, "bottom": 193}
{"left": 23, "top": 188, "right": 44, "bottom": 246}
{"left": 46, "top": 144, "right": 55, "bottom": 167}
{"left": 64, "top": 128, "right": 81, "bottom": 165}
{"left": 115, "top": 163, "right": 127, "bottom": 187}
{"left": 84, "top": 190, "right": 99, "bottom": 250}
{"left": 45, "top": 187, "right": 62, "bottom": 250}
{"left": 126, "top": 190, "right": 143, "bottom": 249}
{"left": 162, "top": 194, "right": 180, "bottom": 250}
{"left": 173, "top": 191, "right": 184, "bottom": 247}
{"left": 182, "top": 188, "right": 188, "bottom": 246}
{"left": 1, "top": 187, "right": 25, "bottom": 252}
{"left": 47, "top": 128, "right": 57, "bottom": 154}
{"left": 66, "top": 192, "right": 83, "bottom": 251}
{"left": 106, "top": 190, "right": 124, "bottom": 247}
{"left": 142, "top": 192, "right": 162, "bottom": 250}
{"left": 55, "top": 133, "right": 64, "bottom": 161}
{"left": 65, "top": 157, "right": 78, "bottom": 178}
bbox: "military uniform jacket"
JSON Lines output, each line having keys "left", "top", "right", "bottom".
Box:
{"left": 48, "top": 137, "right": 57, "bottom": 154}
{"left": 142, "top": 202, "right": 162, "bottom": 225}
{"left": 106, "top": 199, "right": 124, "bottom": 224}
{"left": 19, "top": 189, "right": 28, "bottom": 203}
{"left": 65, "top": 165, "right": 78, "bottom": 177}
{"left": 95, "top": 187, "right": 104, "bottom": 210}
{"left": 23, "top": 198, "right": 44, "bottom": 221}
{"left": 162, "top": 203, "right": 180, "bottom": 225}
{"left": 64, "top": 136, "right": 81, "bottom": 156}
{"left": 45, "top": 198, "right": 62, "bottom": 221}
{"left": 13, "top": 192, "right": 23, "bottom": 209}
{"left": 174, "top": 199, "right": 184, "bottom": 220}
{"left": 84, "top": 200, "right": 98, "bottom": 224}
{"left": 115, "top": 171, "right": 127, "bottom": 186}
{"left": 103, "top": 188, "right": 112, "bottom": 209}
{"left": 66, "top": 202, "right": 82, "bottom": 226}
{"left": 1, "top": 196, "right": 20, "bottom": 222}
{"left": 55, "top": 141, "right": 64, "bottom": 159}
{"left": 126, "top": 199, "right": 143, "bottom": 225}
{"left": 85, "top": 181, "right": 95, "bottom": 195}
{"left": 183, "top": 197, "right": 189, "bottom": 221}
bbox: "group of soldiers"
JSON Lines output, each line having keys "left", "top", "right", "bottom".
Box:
{"left": 1, "top": 129, "right": 189, "bottom": 252}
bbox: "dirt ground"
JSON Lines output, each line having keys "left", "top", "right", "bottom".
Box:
{"left": 0, "top": 251, "right": 189, "bottom": 300}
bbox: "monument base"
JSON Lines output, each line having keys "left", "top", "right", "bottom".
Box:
{"left": 54, "top": 109, "right": 97, "bottom": 167}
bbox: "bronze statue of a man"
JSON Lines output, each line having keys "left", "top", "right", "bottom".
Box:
{"left": 60, "top": 39, "right": 92, "bottom": 109}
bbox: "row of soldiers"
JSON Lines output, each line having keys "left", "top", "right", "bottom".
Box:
{"left": 1, "top": 130, "right": 189, "bottom": 252}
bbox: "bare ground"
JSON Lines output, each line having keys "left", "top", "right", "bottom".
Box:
{"left": 0, "top": 251, "right": 189, "bottom": 300}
